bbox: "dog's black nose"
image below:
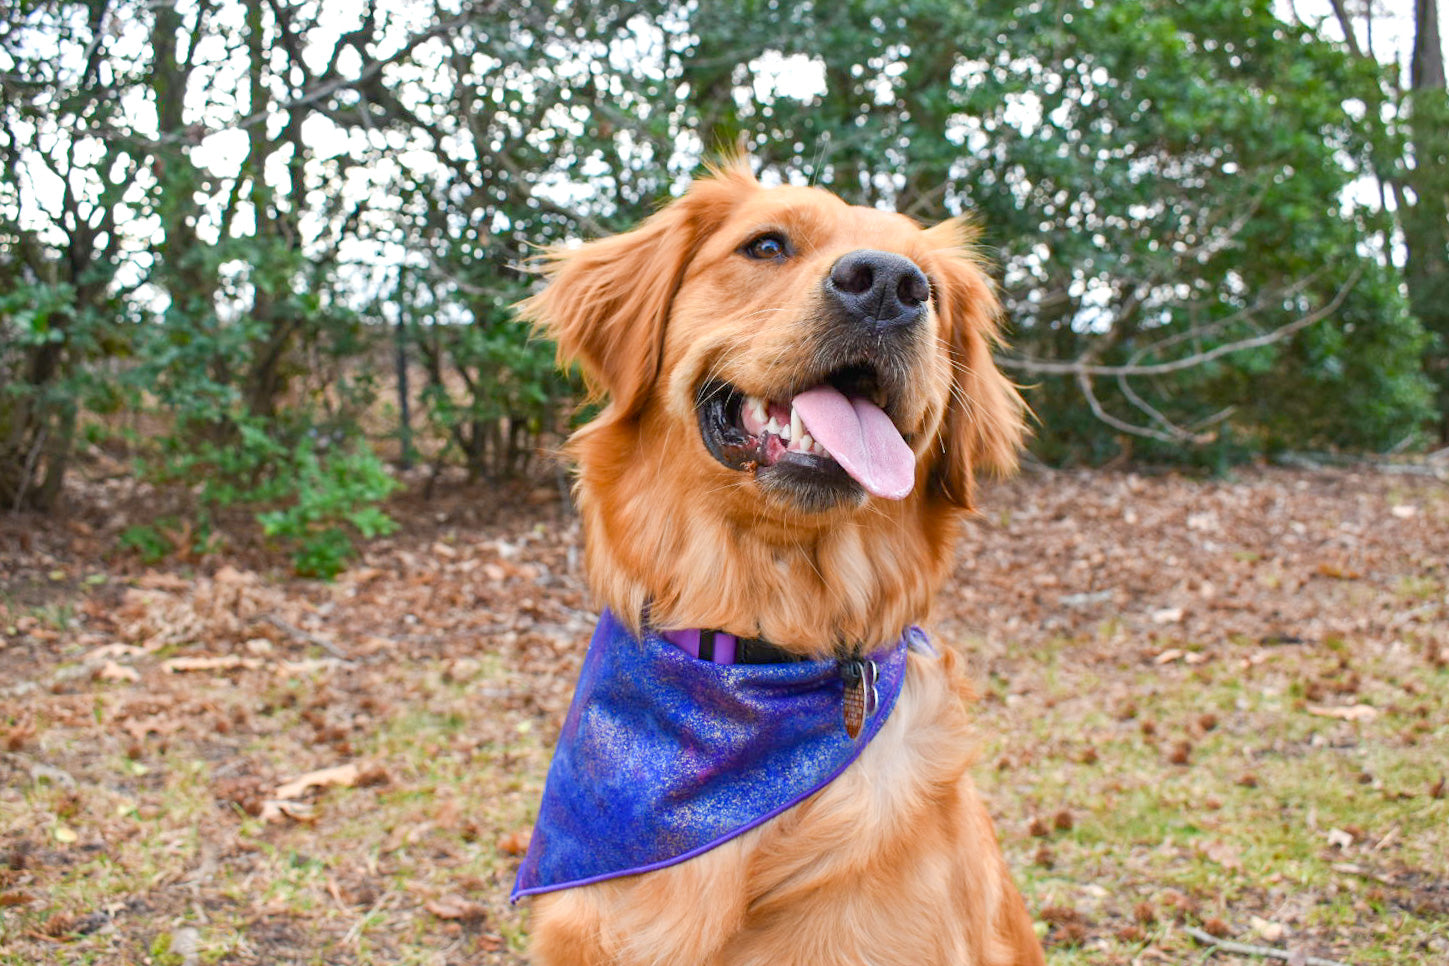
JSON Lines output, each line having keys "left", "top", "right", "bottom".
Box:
{"left": 825, "top": 250, "right": 930, "bottom": 332}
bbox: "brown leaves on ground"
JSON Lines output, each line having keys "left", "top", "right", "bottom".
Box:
{"left": 943, "top": 469, "right": 1448, "bottom": 655}
{"left": 424, "top": 894, "right": 489, "bottom": 922}
{"left": 0, "top": 466, "right": 1446, "bottom": 964}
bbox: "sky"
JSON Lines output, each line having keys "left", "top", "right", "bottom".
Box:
{"left": 5, "top": 0, "right": 1442, "bottom": 299}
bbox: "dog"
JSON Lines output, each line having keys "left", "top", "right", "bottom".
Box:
{"left": 512, "top": 160, "right": 1044, "bottom": 966}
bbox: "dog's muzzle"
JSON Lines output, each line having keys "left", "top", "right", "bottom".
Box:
{"left": 694, "top": 250, "right": 934, "bottom": 511}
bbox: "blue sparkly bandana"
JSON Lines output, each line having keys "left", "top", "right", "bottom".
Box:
{"left": 511, "top": 609, "right": 917, "bottom": 901}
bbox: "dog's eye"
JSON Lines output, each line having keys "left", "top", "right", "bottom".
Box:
{"left": 741, "top": 233, "right": 789, "bottom": 262}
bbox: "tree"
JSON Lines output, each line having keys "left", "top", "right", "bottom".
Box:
{"left": 334, "top": 1, "right": 683, "bottom": 479}
{"left": 1312, "top": 0, "right": 1449, "bottom": 440}
{"left": 1, "top": 0, "right": 403, "bottom": 572}
{"left": 680, "top": 0, "right": 1432, "bottom": 462}
{"left": 0, "top": 0, "right": 142, "bottom": 510}
{"left": 1401, "top": 0, "right": 1448, "bottom": 438}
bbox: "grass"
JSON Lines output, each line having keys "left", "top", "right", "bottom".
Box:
{"left": 972, "top": 632, "right": 1449, "bottom": 962}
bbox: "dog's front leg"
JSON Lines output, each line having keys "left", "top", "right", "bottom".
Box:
{"left": 529, "top": 888, "right": 620, "bottom": 966}
{"left": 528, "top": 837, "right": 756, "bottom": 966}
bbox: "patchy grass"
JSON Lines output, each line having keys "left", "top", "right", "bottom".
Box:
{"left": 975, "top": 641, "right": 1449, "bottom": 963}
{"left": 1, "top": 467, "right": 1446, "bottom": 963}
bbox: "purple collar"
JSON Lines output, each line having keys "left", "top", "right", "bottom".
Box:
{"left": 511, "top": 609, "right": 923, "bottom": 901}
{"left": 659, "top": 626, "right": 810, "bottom": 664}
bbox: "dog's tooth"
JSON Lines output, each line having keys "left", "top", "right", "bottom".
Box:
{"left": 790, "top": 406, "right": 802, "bottom": 444}
{"left": 798, "top": 430, "right": 814, "bottom": 452}
{"left": 742, "top": 396, "right": 769, "bottom": 435}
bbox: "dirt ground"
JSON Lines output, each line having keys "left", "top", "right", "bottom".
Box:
{"left": 1, "top": 464, "right": 1446, "bottom": 964}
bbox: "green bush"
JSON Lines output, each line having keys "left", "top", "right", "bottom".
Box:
{"left": 256, "top": 441, "right": 400, "bottom": 579}
{"left": 117, "top": 523, "right": 175, "bottom": 566}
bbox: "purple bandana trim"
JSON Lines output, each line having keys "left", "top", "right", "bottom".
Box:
{"left": 510, "top": 609, "right": 918, "bottom": 901}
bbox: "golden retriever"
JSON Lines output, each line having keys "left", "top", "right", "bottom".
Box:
{"left": 517, "top": 160, "right": 1044, "bottom": 966}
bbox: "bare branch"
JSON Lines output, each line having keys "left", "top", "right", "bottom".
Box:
{"left": 997, "top": 265, "right": 1364, "bottom": 378}
{"left": 1116, "top": 368, "right": 1209, "bottom": 439}
{"left": 1184, "top": 924, "right": 1352, "bottom": 966}
{"left": 1003, "top": 263, "right": 1366, "bottom": 443}
{"left": 91, "top": 7, "right": 486, "bottom": 150}
{"left": 1327, "top": 0, "right": 1365, "bottom": 59}
{"left": 1123, "top": 268, "right": 1329, "bottom": 369}
{"left": 1075, "top": 369, "right": 1200, "bottom": 444}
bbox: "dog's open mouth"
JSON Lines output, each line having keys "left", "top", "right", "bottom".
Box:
{"left": 696, "top": 367, "right": 916, "bottom": 505}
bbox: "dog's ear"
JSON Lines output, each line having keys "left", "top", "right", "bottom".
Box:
{"left": 521, "top": 170, "right": 749, "bottom": 418}
{"left": 923, "top": 218, "right": 1027, "bottom": 509}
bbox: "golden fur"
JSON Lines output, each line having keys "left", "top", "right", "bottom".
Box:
{"left": 521, "top": 162, "right": 1044, "bottom": 965}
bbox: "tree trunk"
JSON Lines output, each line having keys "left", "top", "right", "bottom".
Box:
{"left": 1405, "top": 0, "right": 1449, "bottom": 438}
{"left": 1413, "top": 0, "right": 1445, "bottom": 90}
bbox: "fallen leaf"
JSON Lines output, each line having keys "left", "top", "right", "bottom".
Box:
{"left": 425, "top": 895, "right": 487, "bottom": 920}
{"left": 164, "top": 656, "right": 261, "bottom": 673}
{"left": 136, "top": 572, "right": 190, "bottom": 591}
{"left": 1151, "top": 608, "right": 1185, "bottom": 625}
{"left": 497, "top": 829, "right": 531, "bottom": 856}
{"left": 1307, "top": 704, "right": 1378, "bottom": 722}
{"left": 1315, "top": 563, "right": 1361, "bottom": 580}
{"left": 1197, "top": 839, "right": 1244, "bottom": 871}
{"left": 1186, "top": 512, "right": 1218, "bottom": 531}
{"left": 274, "top": 762, "right": 361, "bottom": 800}
{"left": 277, "top": 659, "right": 340, "bottom": 676}
{"left": 96, "top": 660, "right": 140, "bottom": 682}
{"left": 87, "top": 643, "right": 146, "bottom": 661}
{"left": 259, "top": 799, "right": 315, "bottom": 823}
{"left": 212, "top": 565, "right": 255, "bottom": 585}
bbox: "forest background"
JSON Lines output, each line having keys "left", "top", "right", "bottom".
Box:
{"left": 2, "top": 0, "right": 1447, "bottom": 575}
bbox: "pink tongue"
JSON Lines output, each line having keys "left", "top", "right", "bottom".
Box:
{"left": 792, "top": 385, "right": 915, "bottom": 500}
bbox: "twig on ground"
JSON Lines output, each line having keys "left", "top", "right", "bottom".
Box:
{"left": 342, "top": 886, "right": 402, "bottom": 947}
{"left": 262, "top": 613, "right": 353, "bottom": 662}
{"left": 1184, "top": 925, "right": 1353, "bottom": 966}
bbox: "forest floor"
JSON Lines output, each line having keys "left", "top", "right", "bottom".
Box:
{"left": 1, "top": 464, "right": 1447, "bottom": 965}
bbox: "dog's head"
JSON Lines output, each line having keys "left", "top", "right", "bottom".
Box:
{"left": 524, "top": 163, "right": 1025, "bottom": 649}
